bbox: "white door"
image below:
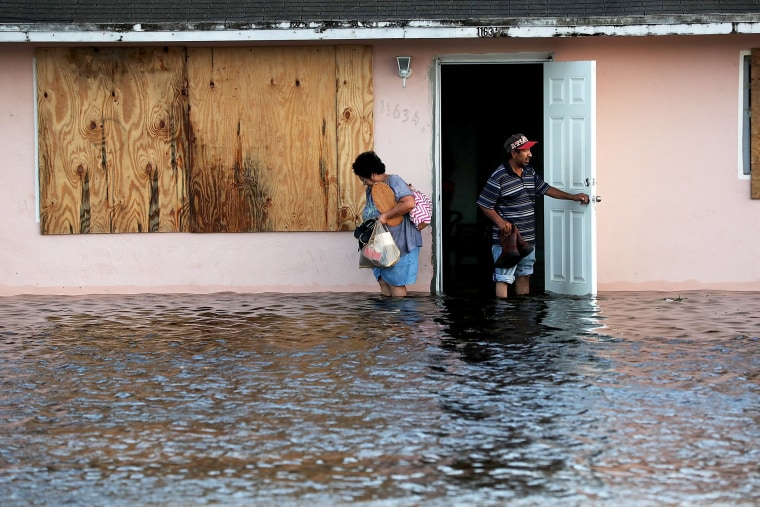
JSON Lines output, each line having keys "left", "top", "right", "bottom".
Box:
{"left": 543, "top": 61, "right": 597, "bottom": 295}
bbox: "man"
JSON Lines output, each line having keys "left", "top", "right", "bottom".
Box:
{"left": 477, "top": 133, "right": 590, "bottom": 298}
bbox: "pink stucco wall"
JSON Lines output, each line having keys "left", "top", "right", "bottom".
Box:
{"left": 0, "top": 44, "right": 434, "bottom": 296}
{"left": 552, "top": 36, "right": 759, "bottom": 291}
{"left": 2, "top": 34, "right": 760, "bottom": 296}
{"left": 379, "top": 35, "right": 760, "bottom": 292}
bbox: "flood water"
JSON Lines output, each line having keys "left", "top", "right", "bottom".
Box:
{"left": 0, "top": 291, "right": 759, "bottom": 506}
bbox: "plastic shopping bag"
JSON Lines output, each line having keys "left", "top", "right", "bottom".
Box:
{"left": 359, "top": 220, "right": 400, "bottom": 268}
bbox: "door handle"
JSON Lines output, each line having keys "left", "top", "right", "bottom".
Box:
{"left": 591, "top": 196, "right": 602, "bottom": 202}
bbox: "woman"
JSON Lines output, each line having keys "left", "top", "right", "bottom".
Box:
{"left": 352, "top": 151, "right": 423, "bottom": 297}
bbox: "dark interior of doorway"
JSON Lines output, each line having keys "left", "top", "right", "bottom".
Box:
{"left": 440, "top": 63, "right": 544, "bottom": 297}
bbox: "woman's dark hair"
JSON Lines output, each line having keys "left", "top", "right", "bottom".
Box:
{"left": 352, "top": 151, "right": 386, "bottom": 179}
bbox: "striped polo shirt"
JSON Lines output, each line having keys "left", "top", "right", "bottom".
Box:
{"left": 476, "top": 163, "right": 550, "bottom": 245}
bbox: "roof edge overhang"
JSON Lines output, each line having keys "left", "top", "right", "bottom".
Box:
{"left": 2, "top": 15, "right": 760, "bottom": 43}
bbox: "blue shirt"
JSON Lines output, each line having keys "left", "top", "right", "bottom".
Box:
{"left": 362, "top": 174, "right": 423, "bottom": 255}
{"left": 476, "top": 163, "right": 549, "bottom": 244}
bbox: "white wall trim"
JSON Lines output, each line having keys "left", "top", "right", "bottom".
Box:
{"left": 2, "top": 20, "right": 760, "bottom": 44}
{"left": 431, "top": 52, "right": 554, "bottom": 294}
{"left": 436, "top": 52, "right": 553, "bottom": 65}
{"left": 739, "top": 49, "right": 751, "bottom": 181}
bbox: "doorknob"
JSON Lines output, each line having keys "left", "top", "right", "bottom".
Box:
{"left": 591, "top": 196, "right": 602, "bottom": 202}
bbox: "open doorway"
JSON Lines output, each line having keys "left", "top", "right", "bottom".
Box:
{"left": 440, "top": 63, "right": 545, "bottom": 296}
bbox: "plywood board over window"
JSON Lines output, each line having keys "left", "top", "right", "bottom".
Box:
{"left": 36, "top": 45, "right": 373, "bottom": 234}
{"left": 752, "top": 48, "right": 760, "bottom": 199}
{"left": 37, "top": 47, "right": 190, "bottom": 234}
{"left": 335, "top": 46, "right": 375, "bottom": 230}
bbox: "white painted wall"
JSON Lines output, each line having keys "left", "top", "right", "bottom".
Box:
{"left": 2, "top": 34, "right": 760, "bottom": 295}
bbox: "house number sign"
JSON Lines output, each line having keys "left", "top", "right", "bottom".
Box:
{"left": 477, "top": 26, "right": 503, "bottom": 37}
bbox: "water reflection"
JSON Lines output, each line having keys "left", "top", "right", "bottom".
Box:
{"left": 0, "top": 291, "right": 758, "bottom": 506}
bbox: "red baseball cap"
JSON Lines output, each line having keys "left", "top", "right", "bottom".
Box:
{"left": 505, "top": 133, "right": 538, "bottom": 151}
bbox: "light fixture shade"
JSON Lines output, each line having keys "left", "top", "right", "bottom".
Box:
{"left": 396, "top": 56, "right": 412, "bottom": 87}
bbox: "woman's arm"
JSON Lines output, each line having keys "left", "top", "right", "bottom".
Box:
{"left": 378, "top": 195, "right": 415, "bottom": 225}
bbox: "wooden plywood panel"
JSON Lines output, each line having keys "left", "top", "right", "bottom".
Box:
{"left": 187, "top": 46, "right": 339, "bottom": 232}
{"left": 752, "top": 49, "right": 760, "bottom": 199}
{"left": 335, "top": 45, "right": 374, "bottom": 230}
{"left": 37, "top": 47, "right": 189, "bottom": 233}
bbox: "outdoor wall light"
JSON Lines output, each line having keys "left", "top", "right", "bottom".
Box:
{"left": 396, "top": 56, "right": 412, "bottom": 87}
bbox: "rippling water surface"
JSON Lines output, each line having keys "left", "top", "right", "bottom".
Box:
{"left": 0, "top": 291, "right": 758, "bottom": 506}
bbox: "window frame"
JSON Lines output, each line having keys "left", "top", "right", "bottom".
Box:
{"left": 739, "top": 49, "right": 751, "bottom": 180}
